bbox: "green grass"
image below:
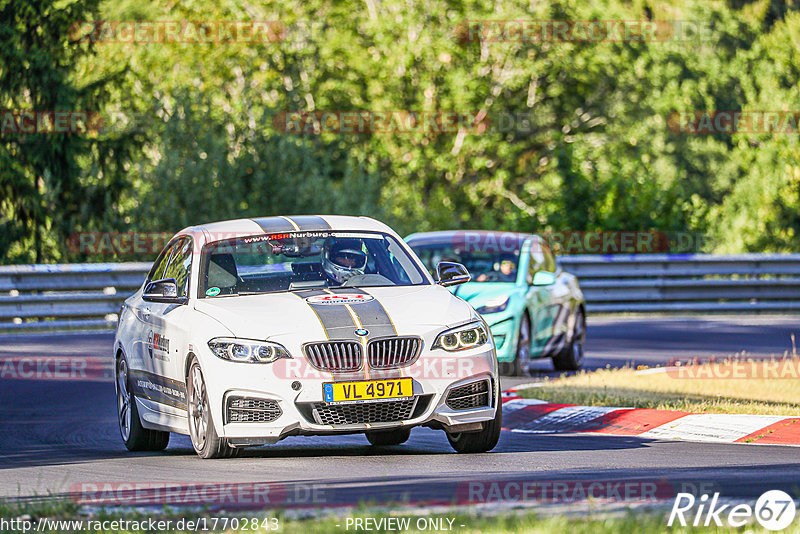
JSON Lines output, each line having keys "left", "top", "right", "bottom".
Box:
{"left": 2, "top": 500, "right": 799, "bottom": 534}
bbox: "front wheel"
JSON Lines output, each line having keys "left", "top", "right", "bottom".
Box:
{"left": 446, "top": 405, "right": 502, "bottom": 454}
{"left": 552, "top": 308, "right": 586, "bottom": 371}
{"left": 187, "top": 359, "right": 239, "bottom": 459}
{"left": 366, "top": 427, "right": 411, "bottom": 446}
{"left": 116, "top": 355, "right": 169, "bottom": 452}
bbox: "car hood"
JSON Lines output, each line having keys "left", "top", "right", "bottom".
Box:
{"left": 449, "top": 282, "right": 518, "bottom": 308}
{"left": 193, "top": 285, "right": 475, "bottom": 340}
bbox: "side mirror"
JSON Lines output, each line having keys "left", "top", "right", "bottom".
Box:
{"left": 531, "top": 271, "right": 556, "bottom": 286}
{"left": 143, "top": 278, "right": 183, "bottom": 303}
{"left": 436, "top": 262, "right": 471, "bottom": 287}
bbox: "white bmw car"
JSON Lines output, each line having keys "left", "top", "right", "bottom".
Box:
{"left": 114, "top": 215, "right": 501, "bottom": 458}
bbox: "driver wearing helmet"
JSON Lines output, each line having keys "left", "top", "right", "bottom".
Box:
{"left": 322, "top": 237, "right": 368, "bottom": 285}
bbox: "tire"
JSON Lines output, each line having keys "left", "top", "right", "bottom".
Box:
{"left": 187, "top": 359, "right": 240, "bottom": 459}
{"left": 366, "top": 427, "right": 411, "bottom": 446}
{"left": 499, "top": 313, "right": 530, "bottom": 377}
{"left": 446, "top": 404, "right": 502, "bottom": 454}
{"left": 116, "top": 355, "right": 170, "bottom": 452}
{"left": 552, "top": 308, "right": 586, "bottom": 372}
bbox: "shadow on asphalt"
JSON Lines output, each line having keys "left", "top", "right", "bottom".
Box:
{"left": 0, "top": 427, "right": 660, "bottom": 471}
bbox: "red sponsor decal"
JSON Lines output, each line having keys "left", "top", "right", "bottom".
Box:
{"left": 306, "top": 294, "right": 374, "bottom": 305}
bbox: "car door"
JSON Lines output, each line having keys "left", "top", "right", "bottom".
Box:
{"left": 524, "top": 238, "right": 553, "bottom": 356}
{"left": 131, "top": 237, "right": 194, "bottom": 412}
{"left": 128, "top": 240, "right": 178, "bottom": 372}
{"left": 540, "top": 242, "right": 573, "bottom": 355}
{"left": 145, "top": 237, "right": 194, "bottom": 396}
{"left": 525, "top": 239, "right": 572, "bottom": 356}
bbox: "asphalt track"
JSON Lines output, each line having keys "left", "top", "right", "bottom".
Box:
{"left": 1, "top": 316, "right": 799, "bottom": 510}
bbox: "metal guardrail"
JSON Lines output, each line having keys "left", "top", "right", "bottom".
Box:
{"left": 0, "top": 263, "right": 151, "bottom": 331}
{"left": 0, "top": 254, "right": 798, "bottom": 331}
{"left": 559, "top": 254, "right": 800, "bottom": 313}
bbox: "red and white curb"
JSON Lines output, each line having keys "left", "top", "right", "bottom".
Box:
{"left": 500, "top": 395, "right": 800, "bottom": 447}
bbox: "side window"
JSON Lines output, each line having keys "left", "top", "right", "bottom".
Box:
{"left": 384, "top": 238, "right": 424, "bottom": 284}
{"left": 541, "top": 242, "right": 557, "bottom": 273}
{"left": 146, "top": 241, "right": 178, "bottom": 285}
{"left": 528, "top": 240, "right": 545, "bottom": 283}
{"left": 162, "top": 237, "right": 193, "bottom": 298}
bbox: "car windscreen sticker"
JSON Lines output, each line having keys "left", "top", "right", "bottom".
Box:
{"left": 205, "top": 287, "right": 221, "bottom": 297}
{"left": 267, "top": 231, "right": 331, "bottom": 241}
{"left": 130, "top": 369, "right": 187, "bottom": 410}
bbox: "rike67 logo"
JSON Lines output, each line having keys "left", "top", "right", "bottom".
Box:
{"left": 669, "top": 490, "right": 797, "bottom": 530}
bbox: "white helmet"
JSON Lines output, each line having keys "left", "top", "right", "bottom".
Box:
{"left": 322, "top": 238, "right": 367, "bottom": 284}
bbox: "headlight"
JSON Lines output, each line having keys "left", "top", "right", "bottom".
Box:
{"left": 432, "top": 321, "right": 490, "bottom": 352}
{"left": 475, "top": 295, "right": 510, "bottom": 314}
{"left": 208, "top": 338, "right": 292, "bottom": 363}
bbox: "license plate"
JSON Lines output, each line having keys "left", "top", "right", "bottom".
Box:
{"left": 322, "top": 378, "right": 413, "bottom": 404}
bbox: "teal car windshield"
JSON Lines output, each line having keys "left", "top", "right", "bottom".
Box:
{"left": 410, "top": 243, "right": 522, "bottom": 283}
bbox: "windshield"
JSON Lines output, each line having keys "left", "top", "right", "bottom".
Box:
{"left": 200, "top": 231, "right": 428, "bottom": 297}
{"left": 409, "top": 240, "right": 522, "bottom": 284}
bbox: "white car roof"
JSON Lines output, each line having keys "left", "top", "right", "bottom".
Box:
{"left": 174, "top": 215, "right": 397, "bottom": 246}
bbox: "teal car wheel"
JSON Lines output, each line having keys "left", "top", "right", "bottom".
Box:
{"left": 552, "top": 308, "right": 585, "bottom": 371}
{"left": 499, "top": 313, "right": 530, "bottom": 376}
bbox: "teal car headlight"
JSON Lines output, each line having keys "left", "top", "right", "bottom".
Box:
{"left": 476, "top": 295, "right": 510, "bottom": 314}
{"left": 432, "top": 321, "right": 490, "bottom": 352}
{"left": 208, "top": 337, "right": 292, "bottom": 363}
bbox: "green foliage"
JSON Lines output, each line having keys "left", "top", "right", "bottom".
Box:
{"left": 0, "top": 0, "right": 144, "bottom": 263}
{"left": 1, "top": 0, "right": 799, "bottom": 262}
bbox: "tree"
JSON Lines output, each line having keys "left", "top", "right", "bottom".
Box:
{"left": 0, "top": 0, "right": 140, "bottom": 262}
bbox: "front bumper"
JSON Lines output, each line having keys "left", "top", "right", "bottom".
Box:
{"left": 485, "top": 313, "right": 519, "bottom": 362}
{"left": 197, "top": 342, "right": 499, "bottom": 446}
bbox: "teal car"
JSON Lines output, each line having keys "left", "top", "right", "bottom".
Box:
{"left": 406, "top": 231, "right": 586, "bottom": 375}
